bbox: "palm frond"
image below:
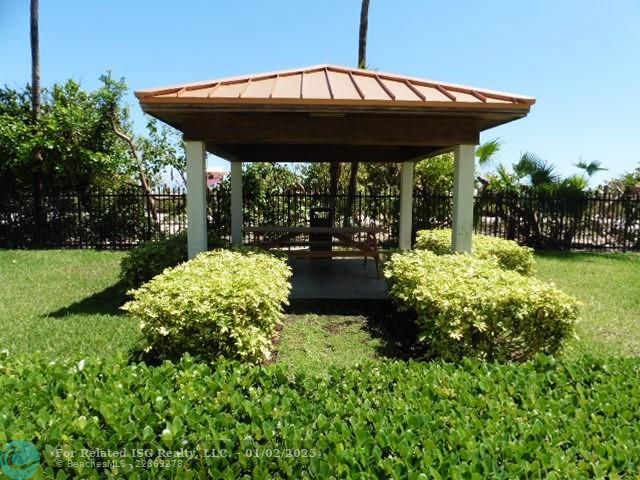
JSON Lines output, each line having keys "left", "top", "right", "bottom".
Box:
{"left": 558, "top": 174, "right": 589, "bottom": 193}
{"left": 514, "top": 152, "right": 559, "bottom": 186}
{"left": 574, "top": 159, "right": 608, "bottom": 177}
{"left": 476, "top": 138, "right": 503, "bottom": 166}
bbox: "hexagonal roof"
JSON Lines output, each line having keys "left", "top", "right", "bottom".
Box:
{"left": 135, "top": 64, "right": 535, "bottom": 111}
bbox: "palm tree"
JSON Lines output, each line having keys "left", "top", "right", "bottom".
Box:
{"left": 343, "top": 0, "right": 371, "bottom": 226}
{"left": 513, "top": 152, "right": 559, "bottom": 187}
{"left": 476, "top": 138, "right": 502, "bottom": 167}
{"left": 474, "top": 138, "right": 503, "bottom": 192}
{"left": 30, "top": 0, "right": 41, "bottom": 122}
{"left": 574, "top": 159, "right": 607, "bottom": 177}
{"left": 30, "top": 0, "right": 44, "bottom": 245}
{"left": 357, "top": 0, "right": 370, "bottom": 69}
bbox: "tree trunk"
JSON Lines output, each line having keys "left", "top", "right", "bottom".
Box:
{"left": 344, "top": 0, "right": 370, "bottom": 226}
{"left": 358, "top": 0, "right": 370, "bottom": 69}
{"left": 30, "top": 0, "right": 44, "bottom": 246}
{"left": 109, "top": 116, "right": 161, "bottom": 235}
{"left": 30, "top": 0, "right": 41, "bottom": 122}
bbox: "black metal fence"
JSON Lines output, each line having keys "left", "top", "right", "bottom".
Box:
{"left": 1, "top": 187, "right": 638, "bottom": 251}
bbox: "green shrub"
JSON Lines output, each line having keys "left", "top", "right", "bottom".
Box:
{"left": 385, "top": 250, "right": 579, "bottom": 361}
{"left": 2, "top": 352, "right": 640, "bottom": 479}
{"left": 120, "top": 232, "right": 225, "bottom": 289}
{"left": 415, "top": 228, "right": 535, "bottom": 275}
{"left": 122, "top": 249, "right": 291, "bottom": 363}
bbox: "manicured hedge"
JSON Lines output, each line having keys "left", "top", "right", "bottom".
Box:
{"left": 385, "top": 250, "right": 579, "bottom": 362}
{"left": 123, "top": 249, "right": 291, "bottom": 363}
{"left": 415, "top": 228, "right": 535, "bottom": 275}
{"left": 120, "top": 232, "right": 225, "bottom": 289}
{"left": 1, "top": 353, "right": 639, "bottom": 479}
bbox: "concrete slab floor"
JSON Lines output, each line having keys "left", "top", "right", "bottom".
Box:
{"left": 288, "top": 258, "right": 388, "bottom": 300}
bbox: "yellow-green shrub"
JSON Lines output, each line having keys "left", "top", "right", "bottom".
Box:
{"left": 122, "top": 249, "right": 291, "bottom": 363}
{"left": 120, "top": 232, "right": 225, "bottom": 288}
{"left": 385, "top": 250, "right": 579, "bottom": 361}
{"left": 415, "top": 228, "right": 535, "bottom": 275}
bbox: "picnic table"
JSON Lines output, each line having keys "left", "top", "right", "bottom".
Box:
{"left": 244, "top": 226, "right": 383, "bottom": 278}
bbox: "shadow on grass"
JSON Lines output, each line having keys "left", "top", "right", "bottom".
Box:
{"left": 47, "top": 282, "right": 129, "bottom": 318}
{"left": 535, "top": 250, "right": 638, "bottom": 262}
{"left": 286, "top": 299, "right": 422, "bottom": 361}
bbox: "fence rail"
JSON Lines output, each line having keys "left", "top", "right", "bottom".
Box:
{"left": 0, "top": 187, "right": 638, "bottom": 251}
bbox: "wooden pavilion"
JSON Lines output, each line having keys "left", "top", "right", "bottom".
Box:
{"left": 135, "top": 65, "right": 535, "bottom": 262}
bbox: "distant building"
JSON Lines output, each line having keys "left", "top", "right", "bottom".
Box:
{"left": 206, "top": 167, "right": 228, "bottom": 188}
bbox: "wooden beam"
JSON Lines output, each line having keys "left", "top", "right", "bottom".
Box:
{"left": 348, "top": 71, "right": 366, "bottom": 99}
{"left": 206, "top": 83, "right": 222, "bottom": 98}
{"left": 211, "top": 143, "right": 440, "bottom": 163}
{"left": 184, "top": 113, "right": 479, "bottom": 146}
{"left": 238, "top": 78, "right": 252, "bottom": 98}
{"left": 299, "top": 71, "right": 304, "bottom": 99}
{"left": 471, "top": 90, "right": 487, "bottom": 102}
{"left": 268, "top": 74, "right": 279, "bottom": 99}
{"left": 436, "top": 85, "right": 457, "bottom": 101}
{"left": 204, "top": 143, "right": 243, "bottom": 162}
{"left": 403, "top": 79, "right": 426, "bottom": 100}
{"left": 324, "top": 68, "right": 334, "bottom": 100}
{"left": 375, "top": 74, "right": 396, "bottom": 100}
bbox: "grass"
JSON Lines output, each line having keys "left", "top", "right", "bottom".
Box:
{"left": 535, "top": 251, "right": 640, "bottom": 358}
{"left": 279, "top": 252, "right": 640, "bottom": 373}
{"left": 276, "top": 301, "right": 417, "bottom": 373}
{"left": 0, "top": 249, "right": 139, "bottom": 361}
{"left": 0, "top": 249, "right": 638, "bottom": 370}
{"left": 275, "top": 313, "right": 381, "bottom": 371}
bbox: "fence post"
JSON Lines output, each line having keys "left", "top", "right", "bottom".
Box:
{"left": 622, "top": 195, "right": 629, "bottom": 253}
{"left": 32, "top": 177, "right": 43, "bottom": 247}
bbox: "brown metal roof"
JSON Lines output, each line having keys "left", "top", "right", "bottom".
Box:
{"left": 135, "top": 64, "right": 535, "bottom": 110}
{"left": 136, "top": 65, "right": 535, "bottom": 164}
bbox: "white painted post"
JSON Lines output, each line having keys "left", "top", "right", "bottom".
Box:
{"left": 185, "top": 140, "right": 207, "bottom": 259}
{"left": 231, "top": 161, "right": 243, "bottom": 246}
{"left": 399, "top": 161, "right": 415, "bottom": 250}
{"left": 452, "top": 144, "right": 475, "bottom": 253}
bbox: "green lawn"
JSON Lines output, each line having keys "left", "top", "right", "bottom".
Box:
{"left": 0, "top": 249, "right": 139, "bottom": 361}
{"left": 535, "top": 251, "right": 640, "bottom": 358}
{"left": 1, "top": 249, "right": 638, "bottom": 368}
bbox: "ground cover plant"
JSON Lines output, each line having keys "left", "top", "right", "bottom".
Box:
{"left": 2, "top": 353, "right": 639, "bottom": 479}
{"left": 123, "top": 249, "right": 292, "bottom": 363}
{"left": 385, "top": 250, "right": 579, "bottom": 361}
{"left": 1, "top": 249, "right": 639, "bottom": 478}
{"left": 414, "top": 228, "right": 535, "bottom": 275}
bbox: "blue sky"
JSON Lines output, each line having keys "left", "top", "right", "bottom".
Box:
{"left": 2, "top": 0, "right": 639, "bottom": 185}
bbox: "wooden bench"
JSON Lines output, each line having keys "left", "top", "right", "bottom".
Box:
{"left": 244, "top": 226, "right": 383, "bottom": 278}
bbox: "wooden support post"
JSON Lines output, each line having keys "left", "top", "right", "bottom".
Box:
{"left": 452, "top": 144, "right": 475, "bottom": 253}
{"left": 399, "top": 161, "right": 414, "bottom": 250}
{"left": 185, "top": 140, "right": 207, "bottom": 258}
{"left": 231, "top": 161, "right": 243, "bottom": 246}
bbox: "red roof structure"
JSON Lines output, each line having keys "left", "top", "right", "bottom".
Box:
{"left": 136, "top": 64, "right": 534, "bottom": 109}
{"left": 136, "top": 65, "right": 535, "bottom": 163}
{"left": 136, "top": 65, "right": 535, "bottom": 257}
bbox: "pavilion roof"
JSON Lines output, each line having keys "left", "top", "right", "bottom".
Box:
{"left": 135, "top": 65, "right": 535, "bottom": 163}
{"left": 135, "top": 64, "right": 535, "bottom": 111}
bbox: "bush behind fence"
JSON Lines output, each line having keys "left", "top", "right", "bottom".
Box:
{"left": 1, "top": 187, "right": 638, "bottom": 251}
